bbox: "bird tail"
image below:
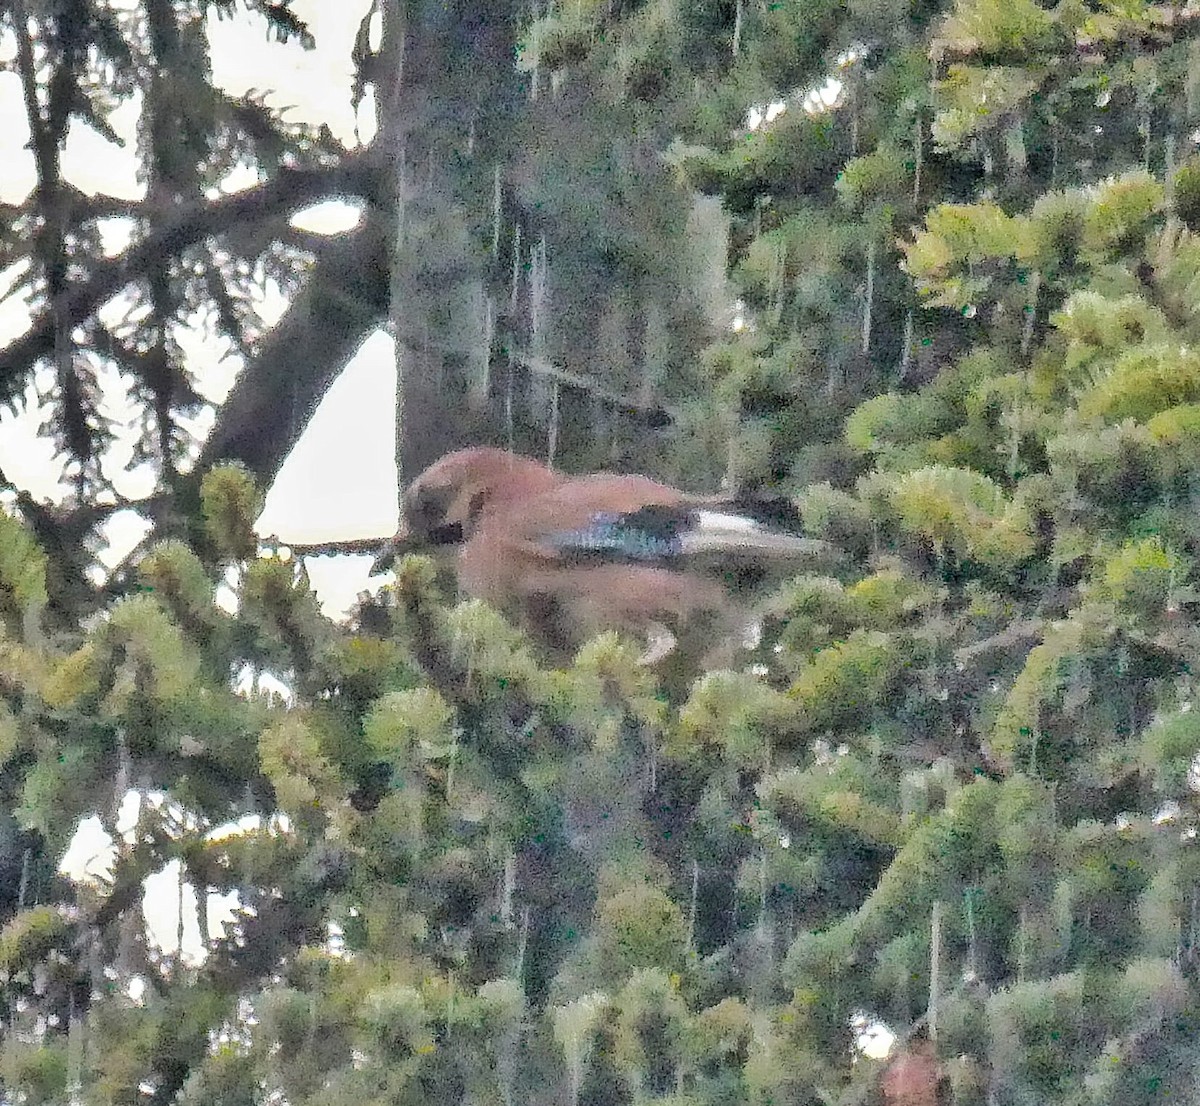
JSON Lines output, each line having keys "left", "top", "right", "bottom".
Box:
{"left": 677, "top": 509, "right": 833, "bottom": 560}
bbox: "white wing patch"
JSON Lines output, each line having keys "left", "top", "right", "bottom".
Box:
{"left": 692, "top": 510, "right": 763, "bottom": 533}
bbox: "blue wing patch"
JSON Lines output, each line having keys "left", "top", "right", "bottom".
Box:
{"left": 541, "top": 499, "right": 813, "bottom": 564}
{"left": 545, "top": 508, "right": 688, "bottom": 562}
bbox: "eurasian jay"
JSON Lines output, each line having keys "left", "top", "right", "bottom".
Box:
{"left": 371, "top": 447, "right": 831, "bottom": 665}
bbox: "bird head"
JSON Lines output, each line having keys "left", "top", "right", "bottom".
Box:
{"left": 370, "top": 447, "right": 560, "bottom": 576}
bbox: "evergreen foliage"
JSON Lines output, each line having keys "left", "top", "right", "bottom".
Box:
{"left": 10, "top": 0, "right": 1200, "bottom": 1102}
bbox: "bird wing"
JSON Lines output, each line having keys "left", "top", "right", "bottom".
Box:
{"left": 448, "top": 460, "right": 831, "bottom": 664}
{"left": 472, "top": 475, "right": 693, "bottom": 563}
{"left": 493, "top": 476, "right": 832, "bottom": 566}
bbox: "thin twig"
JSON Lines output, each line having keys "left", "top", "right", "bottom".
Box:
{"left": 509, "top": 349, "right": 680, "bottom": 424}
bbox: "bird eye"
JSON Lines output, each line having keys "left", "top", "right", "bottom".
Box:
{"left": 408, "top": 486, "right": 452, "bottom": 530}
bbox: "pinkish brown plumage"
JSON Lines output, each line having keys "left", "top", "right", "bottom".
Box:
{"left": 373, "top": 447, "right": 831, "bottom": 663}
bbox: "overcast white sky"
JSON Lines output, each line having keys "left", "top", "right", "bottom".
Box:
{"left": 0, "top": 0, "right": 397, "bottom": 624}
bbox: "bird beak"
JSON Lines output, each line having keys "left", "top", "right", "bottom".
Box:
{"left": 369, "top": 522, "right": 421, "bottom": 577}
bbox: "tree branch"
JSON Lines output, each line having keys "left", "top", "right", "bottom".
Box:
{"left": 952, "top": 619, "right": 1045, "bottom": 670}
{"left": 0, "top": 157, "right": 382, "bottom": 402}
{"left": 509, "top": 349, "right": 679, "bottom": 428}
{"left": 261, "top": 535, "right": 393, "bottom": 558}
{"left": 69, "top": 192, "right": 146, "bottom": 221}
{"left": 193, "top": 215, "right": 391, "bottom": 486}
{"left": 9, "top": 0, "right": 53, "bottom": 192}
